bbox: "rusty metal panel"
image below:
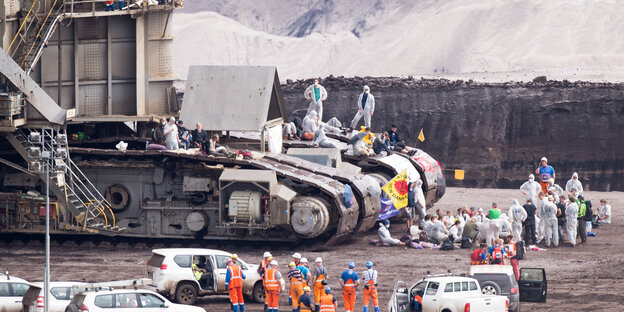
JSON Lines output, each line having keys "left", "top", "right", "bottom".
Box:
{"left": 180, "top": 66, "right": 287, "bottom": 131}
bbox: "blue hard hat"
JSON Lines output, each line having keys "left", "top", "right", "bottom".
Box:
{"left": 384, "top": 219, "right": 390, "bottom": 225}
{"left": 366, "top": 261, "right": 373, "bottom": 268}
{"left": 325, "top": 286, "right": 331, "bottom": 293}
{"left": 348, "top": 262, "right": 355, "bottom": 269}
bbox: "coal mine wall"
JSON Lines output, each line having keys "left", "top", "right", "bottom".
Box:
{"left": 281, "top": 77, "right": 624, "bottom": 191}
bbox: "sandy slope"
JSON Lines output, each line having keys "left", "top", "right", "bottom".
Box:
{"left": 172, "top": 0, "right": 624, "bottom": 81}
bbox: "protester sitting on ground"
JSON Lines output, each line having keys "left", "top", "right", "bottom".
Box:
{"left": 488, "top": 238, "right": 506, "bottom": 265}
{"left": 475, "top": 208, "right": 486, "bottom": 223}
{"left": 209, "top": 134, "right": 228, "bottom": 156}
{"left": 430, "top": 215, "right": 449, "bottom": 244}
{"left": 448, "top": 220, "right": 461, "bottom": 242}
{"left": 313, "top": 128, "right": 336, "bottom": 148}
{"left": 301, "top": 111, "right": 319, "bottom": 141}
{"left": 283, "top": 121, "right": 300, "bottom": 140}
{"left": 470, "top": 244, "right": 488, "bottom": 265}
{"left": 177, "top": 120, "right": 191, "bottom": 150}
{"left": 598, "top": 199, "right": 612, "bottom": 225}
{"left": 388, "top": 124, "right": 407, "bottom": 152}
{"left": 462, "top": 217, "right": 480, "bottom": 245}
{"left": 348, "top": 128, "right": 373, "bottom": 156}
{"left": 377, "top": 219, "right": 406, "bottom": 246}
{"left": 424, "top": 215, "right": 434, "bottom": 237}
{"left": 191, "top": 122, "right": 208, "bottom": 151}
{"left": 372, "top": 132, "right": 392, "bottom": 155}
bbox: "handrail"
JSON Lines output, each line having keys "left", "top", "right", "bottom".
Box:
{"left": 26, "top": 12, "right": 68, "bottom": 75}
{"left": 20, "top": 0, "right": 60, "bottom": 69}
{"left": 6, "top": 0, "right": 39, "bottom": 54}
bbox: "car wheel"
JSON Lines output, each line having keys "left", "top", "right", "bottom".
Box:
{"left": 252, "top": 281, "right": 266, "bottom": 303}
{"left": 175, "top": 282, "right": 198, "bottom": 305}
{"left": 480, "top": 281, "right": 502, "bottom": 296}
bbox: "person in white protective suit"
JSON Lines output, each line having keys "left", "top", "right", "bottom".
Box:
{"left": 520, "top": 174, "right": 541, "bottom": 204}
{"left": 535, "top": 192, "right": 548, "bottom": 244}
{"left": 414, "top": 179, "right": 427, "bottom": 229}
{"left": 565, "top": 172, "right": 584, "bottom": 194}
{"left": 302, "top": 110, "right": 319, "bottom": 137}
{"left": 542, "top": 196, "right": 559, "bottom": 247}
{"left": 313, "top": 127, "right": 336, "bottom": 148}
{"left": 430, "top": 215, "right": 449, "bottom": 242}
{"left": 282, "top": 122, "right": 299, "bottom": 140}
{"left": 163, "top": 117, "right": 179, "bottom": 150}
{"left": 565, "top": 194, "right": 579, "bottom": 246}
{"left": 304, "top": 78, "right": 328, "bottom": 121}
{"left": 347, "top": 130, "right": 372, "bottom": 156}
{"left": 547, "top": 178, "right": 565, "bottom": 198}
{"left": 378, "top": 219, "right": 405, "bottom": 246}
{"left": 350, "top": 85, "right": 375, "bottom": 129}
{"left": 598, "top": 199, "right": 612, "bottom": 225}
{"left": 508, "top": 199, "right": 528, "bottom": 242}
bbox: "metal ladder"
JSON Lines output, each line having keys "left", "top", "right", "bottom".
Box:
{"left": 11, "top": 129, "right": 123, "bottom": 234}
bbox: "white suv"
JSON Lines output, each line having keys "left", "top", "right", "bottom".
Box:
{"left": 0, "top": 272, "right": 30, "bottom": 312}
{"left": 64, "top": 289, "right": 205, "bottom": 312}
{"left": 22, "top": 282, "right": 87, "bottom": 312}
{"left": 146, "top": 248, "right": 273, "bottom": 305}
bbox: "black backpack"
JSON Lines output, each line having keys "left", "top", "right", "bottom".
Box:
{"left": 584, "top": 200, "right": 593, "bottom": 221}
{"left": 460, "top": 237, "right": 473, "bottom": 249}
{"left": 440, "top": 238, "right": 454, "bottom": 251}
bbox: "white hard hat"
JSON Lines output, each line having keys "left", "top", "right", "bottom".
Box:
{"left": 270, "top": 260, "right": 278, "bottom": 266}
{"left": 363, "top": 85, "right": 370, "bottom": 91}
{"left": 301, "top": 257, "right": 308, "bottom": 263}
{"left": 541, "top": 157, "right": 547, "bottom": 162}
{"left": 263, "top": 251, "right": 272, "bottom": 258}
{"left": 315, "top": 257, "right": 322, "bottom": 263}
{"left": 292, "top": 252, "right": 302, "bottom": 259}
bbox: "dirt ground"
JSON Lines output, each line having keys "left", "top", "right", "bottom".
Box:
{"left": 1, "top": 187, "right": 622, "bottom": 312}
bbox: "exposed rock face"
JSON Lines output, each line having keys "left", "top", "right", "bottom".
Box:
{"left": 281, "top": 77, "right": 624, "bottom": 191}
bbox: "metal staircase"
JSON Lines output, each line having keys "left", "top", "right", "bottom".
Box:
{"left": 7, "top": 0, "right": 65, "bottom": 73}
{"left": 7, "top": 129, "right": 123, "bottom": 234}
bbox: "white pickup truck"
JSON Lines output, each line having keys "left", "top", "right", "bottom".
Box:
{"left": 388, "top": 275, "right": 508, "bottom": 312}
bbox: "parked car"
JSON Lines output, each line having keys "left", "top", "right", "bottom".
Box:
{"left": 388, "top": 274, "right": 509, "bottom": 312}
{"left": 469, "top": 265, "right": 547, "bottom": 311}
{"left": 22, "top": 282, "right": 87, "bottom": 312}
{"left": 0, "top": 271, "right": 30, "bottom": 312}
{"left": 64, "top": 288, "right": 205, "bottom": 312}
{"left": 469, "top": 265, "right": 520, "bottom": 312}
{"left": 146, "top": 248, "right": 282, "bottom": 305}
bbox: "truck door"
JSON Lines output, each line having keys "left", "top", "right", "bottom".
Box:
{"left": 421, "top": 281, "right": 440, "bottom": 312}
{"left": 391, "top": 281, "right": 410, "bottom": 312}
{"left": 208, "top": 255, "right": 219, "bottom": 292}
{"left": 518, "top": 268, "right": 547, "bottom": 302}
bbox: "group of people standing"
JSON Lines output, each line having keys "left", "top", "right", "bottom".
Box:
{"left": 256, "top": 251, "right": 380, "bottom": 312}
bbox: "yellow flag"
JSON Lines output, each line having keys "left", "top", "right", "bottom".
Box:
{"left": 454, "top": 169, "right": 465, "bottom": 180}
{"left": 418, "top": 129, "right": 425, "bottom": 142}
{"left": 381, "top": 170, "right": 409, "bottom": 209}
